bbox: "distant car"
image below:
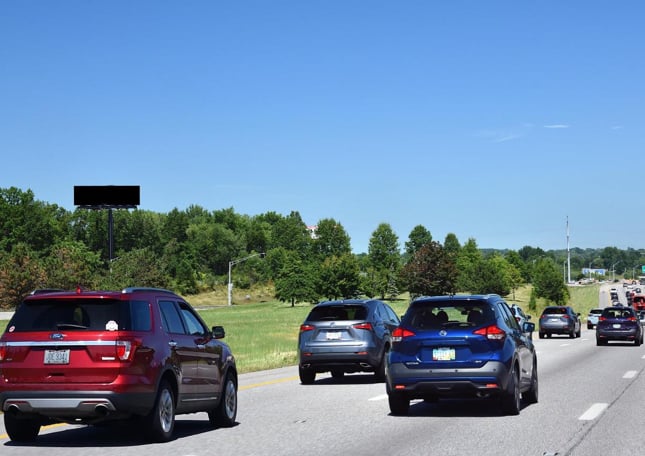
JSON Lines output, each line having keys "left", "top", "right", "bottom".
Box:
{"left": 596, "top": 306, "right": 643, "bottom": 346}
{"left": 633, "top": 295, "right": 645, "bottom": 311}
{"left": 509, "top": 304, "right": 531, "bottom": 328}
{"left": 539, "top": 306, "right": 581, "bottom": 339}
{"left": 298, "top": 299, "right": 400, "bottom": 384}
{"left": 587, "top": 308, "right": 603, "bottom": 329}
{"left": 385, "top": 294, "right": 537, "bottom": 416}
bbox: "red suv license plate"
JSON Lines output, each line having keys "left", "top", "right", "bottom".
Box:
{"left": 44, "top": 349, "right": 70, "bottom": 365}
{"left": 433, "top": 347, "right": 455, "bottom": 361}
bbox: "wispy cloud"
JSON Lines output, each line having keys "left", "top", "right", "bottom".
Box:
{"left": 543, "top": 124, "right": 569, "bottom": 129}
{"left": 493, "top": 134, "right": 521, "bottom": 143}
{"left": 611, "top": 125, "right": 624, "bottom": 130}
{"left": 476, "top": 124, "right": 533, "bottom": 143}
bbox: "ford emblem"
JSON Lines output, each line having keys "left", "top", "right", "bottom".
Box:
{"left": 50, "top": 333, "right": 65, "bottom": 340}
{"left": 439, "top": 330, "right": 448, "bottom": 336}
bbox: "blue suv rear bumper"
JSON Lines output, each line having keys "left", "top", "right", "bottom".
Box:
{"left": 386, "top": 360, "right": 511, "bottom": 398}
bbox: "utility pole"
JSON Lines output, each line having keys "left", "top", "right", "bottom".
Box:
{"left": 566, "top": 216, "right": 571, "bottom": 284}
{"left": 227, "top": 253, "right": 265, "bottom": 306}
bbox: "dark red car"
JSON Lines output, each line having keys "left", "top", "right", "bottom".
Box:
{"left": 0, "top": 287, "right": 238, "bottom": 442}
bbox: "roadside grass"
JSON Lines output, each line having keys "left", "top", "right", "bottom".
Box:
{"left": 0, "top": 284, "right": 601, "bottom": 374}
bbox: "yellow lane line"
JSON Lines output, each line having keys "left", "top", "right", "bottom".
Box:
{"left": 0, "top": 375, "right": 299, "bottom": 440}
{"left": 239, "top": 375, "right": 299, "bottom": 390}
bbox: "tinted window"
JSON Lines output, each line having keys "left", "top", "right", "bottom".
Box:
{"left": 542, "top": 307, "right": 567, "bottom": 315}
{"left": 499, "top": 302, "right": 520, "bottom": 331}
{"left": 129, "top": 300, "right": 152, "bottom": 331}
{"left": 159, "top": 300, "right": 186, "bottom": 334}
{"left": 8, "top": 298, "right": 131, "bottom": 331}
{"left": 602, "top": 307, "right": 634, "bottom": 319}
{"left": 405, "top": 300, "right": 494, "bottom": 329}
{"left": 179, "top": 302, "right": 206, "bottom": 335}
{"left": 307, "top": 305, "right": 367, "bottom": 321}
{"left": 383, "top": 304, "right": 400, "bottom": 324}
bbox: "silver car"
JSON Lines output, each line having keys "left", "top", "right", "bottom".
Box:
{"left": 298, "top": 299, "right": 400, "bottom": 384}
{"left": 509, "top": 304, "right": 531, "bottom": 329}
{"left": 587, "top": 308, "right": 603, "bottom": 329}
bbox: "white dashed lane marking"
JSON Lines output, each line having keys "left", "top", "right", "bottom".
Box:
{"left": 579, "top": 403, "right": 608, "bottom": 421}
{"left": 623, "top": 370, "right": 638, "bottom": 379}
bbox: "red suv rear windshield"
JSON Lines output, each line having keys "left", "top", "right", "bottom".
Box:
{"left": 7, "top": 298, "right": 151, "bottom": 332}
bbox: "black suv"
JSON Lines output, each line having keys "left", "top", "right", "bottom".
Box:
{"left": 386, "top": 294, "right": 537, "bottom": 416}
{"left": 0, "top": 287, "right": 237, "bottom": 442}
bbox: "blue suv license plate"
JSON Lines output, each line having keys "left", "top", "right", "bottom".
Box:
{"left": 433, "top": 347, "right": 455, "bottom": 361}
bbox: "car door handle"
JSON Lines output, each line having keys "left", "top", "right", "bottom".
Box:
{"left": 168, "top": 341, "right": 177, "bottom": 348}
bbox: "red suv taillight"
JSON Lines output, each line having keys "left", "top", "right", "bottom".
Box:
{"left": 392, "top": 327, "right": 415, "bottom": 342}
{"left": 116, "top": 340, "right": 133, "bottom": 361}
{"left": 0, "top": 342, "right": 6, "bottom": 361}
{"left": 473, "top": 324, "right": 506, "bottom": 341}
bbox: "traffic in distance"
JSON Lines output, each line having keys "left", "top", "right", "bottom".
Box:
{"left": 1, "top": 283, "right": 644, "bottom": 449}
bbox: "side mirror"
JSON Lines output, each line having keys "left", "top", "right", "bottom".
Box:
{"left": 212, "top": 325, "right": 226, "bottom": 339}
{"left": 523, "top": 322, "right": 535, "bottom": 333}
{"left": 526, "top": 315, "right": 532, "bottom": 321}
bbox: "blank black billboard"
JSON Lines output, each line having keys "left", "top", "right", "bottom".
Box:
{"left": 74, "top": 185, "right": 140, "bottom": 206}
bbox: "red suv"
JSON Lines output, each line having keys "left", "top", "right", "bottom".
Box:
{"left": 0, "top": 287, "right": 237, "bottom": 442}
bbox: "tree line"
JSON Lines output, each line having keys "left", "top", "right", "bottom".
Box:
{"left": 1, "top": 186, "right": 641, "bottom": 310}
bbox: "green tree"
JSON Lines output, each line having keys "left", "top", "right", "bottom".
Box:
{"left": 367, "top": 223, "right": 401, "bottom": 299}
{"left": 505, "top": 250, "right": 528, "bottom": 285}
{"left": 404, "top": 225, "right": 432, "bottom": 258}
{"left": 274, "top": 252, "right": 317, "bottom": 307}
{"left": 533, "top": 258, "right": 569, "bottom": 305}
{"left": 186, "top": 222, "right": 245, "bottom": 275}
{"left": 506, "top": 261, "right": 524, "bottom": 300}
{"left": 443, "top": 233, "right": 461, "bottom": 256}
{"left": 311, "top": 219, "right": 351, "bottom": 261}
{"left": 0, "top": 243, "right": 47, "bottom": 309}
{"left": 400, "top": 241, "right": 457, "bottom": 298}
{"left": 0, "top": 187, "right": 69, "bottom": 254}
{"left": 162, "top": 238, "right": 199, "bottom": 295}
{"left": 100, "top": 247, "right": 170, "bottom": 290}
{"left": 455, "top": 238, "right": 483, "bottom": 292}
{"left": 317, "top": 253, "right": 361, "bottom": 300}
{"left": 478, "top": 254, "right": 511, "bottom": 296}
{"left": 44, "top": 241, "right": 102, "bottom": 290}
{"left": 270, "top": 211, "right": 312, "bottom": 258}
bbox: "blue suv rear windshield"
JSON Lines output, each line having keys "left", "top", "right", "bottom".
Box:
{"left": 404, "top": 300, "right": 495, "bottom": 329}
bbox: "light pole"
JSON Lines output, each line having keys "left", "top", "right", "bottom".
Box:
{"left": 611, "top": 262, "right": 620, "bottom": 282}
{"left": 228, "top": 253, "right": 265, "bottom": 306}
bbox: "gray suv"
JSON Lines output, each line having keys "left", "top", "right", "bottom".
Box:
{"left": 298, "top": 299, "right": 400, "bottom": 384}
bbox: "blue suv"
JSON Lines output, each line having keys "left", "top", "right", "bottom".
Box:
{"left": 386, "top": 294, "right": 537, "bottom": 415}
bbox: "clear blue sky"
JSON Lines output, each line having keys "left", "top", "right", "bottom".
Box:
{"left": 2, "top": 1, "right": 643, "bottom": 254}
